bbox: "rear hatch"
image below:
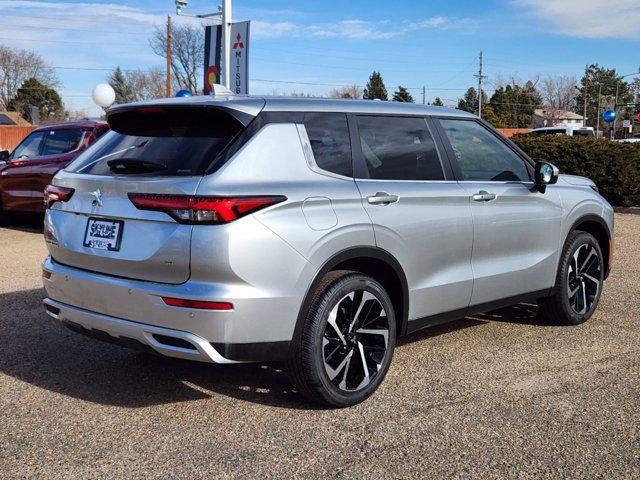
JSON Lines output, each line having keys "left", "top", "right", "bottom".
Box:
{"left": 45, "top": 98, "right": 264, "bottom": 284}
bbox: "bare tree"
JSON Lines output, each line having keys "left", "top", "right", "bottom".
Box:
{"left": 541, "top": 75, "right": 578, "bottom": 111}
{"left": 0, "top": 45, "right": 58, "bottom": 110}
{"left": 126, "top": 68, "right": 166, "bottom": 102}
{"left": 328, "top": 85, "right": 363, "bottom": 99}
{"left": 150, "top": 19, "right": 204, "bottom": 94}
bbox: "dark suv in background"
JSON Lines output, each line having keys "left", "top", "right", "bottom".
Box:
{"left": 0, "top": 120, "right": 108, "bottom": 218}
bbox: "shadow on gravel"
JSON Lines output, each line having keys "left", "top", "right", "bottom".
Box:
{"left": 0, "top": 287, "right": 549, "bottom": 410}
{"left": 0, "top": 213, "right": 44, "bottom": 233}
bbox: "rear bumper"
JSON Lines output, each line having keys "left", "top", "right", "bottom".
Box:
{"left": 42, "top": 256, "right": 306, "bottom": 362}
{"left": 43, "top": 297, "right": 238, "bottom": 363}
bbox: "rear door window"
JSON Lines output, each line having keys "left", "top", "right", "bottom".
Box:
{"left": 355, "top": 116, "right": 444, "bottom": 181}
{"left": 304, "top": 113, "right": 352, "bottom": 177}
{"left": 439, "top": 119, "right": 530, "bottom": 182}
{"left": 40, "top": 128, "right": 84, "bottom": 156}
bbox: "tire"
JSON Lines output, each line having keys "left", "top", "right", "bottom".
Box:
{"left": 288, "top": 270, "right": 397, "bottom": 408}
{"left": 538, "top": 231, "right": 604, "bottom": 325}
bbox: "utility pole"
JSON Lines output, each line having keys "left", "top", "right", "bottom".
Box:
{"left": 583, "top": 84, "right": 588, "bottom": 127}
{"left": 596, "top": 84, "right": 602, "bottom": 136}
{"left": 474, "top": 51, "right": 487, "bottom": 118}
{"left": 422, "top": 86, "right": 426, "bottom": 105}
{"left": 221, "top": 0, "right": 232, "bottom": 91}
{"left": 166, "top": 16, "right": 172, "bottom": 97}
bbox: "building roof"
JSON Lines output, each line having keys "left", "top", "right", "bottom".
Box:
{"left": 0, "top": 111, "right": 31, "bottom": 126}
{"left": 534, "top": 108, "right": 584, "bottom": 120}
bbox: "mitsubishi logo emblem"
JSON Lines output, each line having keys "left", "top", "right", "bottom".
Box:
{"left": 233, "top": 33, "right": 244, "bottom": 49}
{"left": 91, "top": 189, "right": 103, "bottom": 207}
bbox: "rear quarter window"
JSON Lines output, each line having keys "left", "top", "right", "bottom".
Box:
{"left": 304, "top": 112, "right": 352, "bottom": 177}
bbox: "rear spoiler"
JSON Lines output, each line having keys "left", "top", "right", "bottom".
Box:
{"left": 106, "top": 98, "right": 265, "bottom": 137}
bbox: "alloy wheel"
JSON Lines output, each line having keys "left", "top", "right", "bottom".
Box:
{"left": 322, "top": 290, "right": 390, "bottom": 392}
{"left": 567, "top": 243, "right": 602, "bottom": 314}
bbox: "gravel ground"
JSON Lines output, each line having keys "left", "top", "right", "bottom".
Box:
{"left": 0, "top": 213, "right": 638, "bottom": 479}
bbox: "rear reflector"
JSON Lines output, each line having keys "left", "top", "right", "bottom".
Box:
{"left": 44, "top": 185, "right": 75, "bottom": 208}
{"left": 128, "top": 194, "right": 286, "bottom": 224}
{"left": 162, "top": 297, "right": 233, "bottom": 310}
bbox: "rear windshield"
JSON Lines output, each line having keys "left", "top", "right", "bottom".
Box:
{"left": 66, "top": 106, "right": 244, "bottom": 176}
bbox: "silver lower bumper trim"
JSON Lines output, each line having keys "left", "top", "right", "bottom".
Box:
{"left": 43, "top": 298, "right": 241, "bottom": 364}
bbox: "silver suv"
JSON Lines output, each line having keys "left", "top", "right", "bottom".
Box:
{"left": 42, "top": 96, "right": 614, "bottom": 407}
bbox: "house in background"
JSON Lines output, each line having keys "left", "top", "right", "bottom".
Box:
{"left": 0, "top": 111, "right": 34, "bottom": 152}
{"left": 532, "top": 108, "right": 585, "bottom": 128}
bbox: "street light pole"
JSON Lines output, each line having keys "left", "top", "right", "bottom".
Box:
{"left": 175, "top": 0, "right": 232, "bottom": 91}
{"left": 221, "top": 0, "right": 232, "bottom": 91}
{"left": 612, "top": 68, "right": 639, "bottom": 139}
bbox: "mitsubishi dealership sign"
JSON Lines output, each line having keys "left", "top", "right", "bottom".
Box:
{"left": 204, "top": 21, "right": 250, "bottom": 95}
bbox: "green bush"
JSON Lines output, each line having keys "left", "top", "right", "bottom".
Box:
{"left": 512, "top": 135, "right": 640, "bottom": 207}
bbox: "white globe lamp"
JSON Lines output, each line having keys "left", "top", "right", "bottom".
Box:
{"left": 92, "top": 83, "right": 116, "bottom": 108}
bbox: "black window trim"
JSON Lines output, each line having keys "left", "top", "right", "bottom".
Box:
{"left": 433, "top": 116, "right": 535, "bottom": 183}
{"left": 349, "top": 113, "right": 456, "bottom": 183}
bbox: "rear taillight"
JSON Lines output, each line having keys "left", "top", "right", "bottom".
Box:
{"left": 162, "top": 297, "right": 233, "bottom": 310}
{"left": 128, "top": 194, "right": 286, "bottom": 224}
{"left": 44, "top": 185, "right": 75, "bottom": 208}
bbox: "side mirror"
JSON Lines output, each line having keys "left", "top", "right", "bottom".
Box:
{"left": 534, "top": 161, "right": 559, "bottom": 193}
{"left": 0, "top": 150, "right": 9, "bottom": 162}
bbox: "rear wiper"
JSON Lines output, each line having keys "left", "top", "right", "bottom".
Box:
{"left": 107, "top": 158, "right": 167, "bottom": 174}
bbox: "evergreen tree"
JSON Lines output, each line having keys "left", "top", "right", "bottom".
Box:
{"left": 392, "top": 85, "right": 413, "bottom": 102}
{"left": 432, "top": 97, "right": 444, "bottom": 106}
{"left": 488, "top": 82, "right": 541, "bottom": 128}
{"left": 363, "top": 71, "right": 388, "bottom": 100}
{"left": 457, "top": 87, "right": 488, "bottom": 114}
{"left": 7, "top": 77, "right": 64, "bottom": 122}
{"left": 575, "top": 64, "right": 633, "bottom": 130}
{"left": 108, "top": 66, "right": 135, "bottom": 104}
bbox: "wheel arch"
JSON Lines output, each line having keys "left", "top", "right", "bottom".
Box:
{"left": 289, "top": 246, "right": 410, "bottom": 356}
{"left": 567, "top": 214, "right": 612, "bottom": 278}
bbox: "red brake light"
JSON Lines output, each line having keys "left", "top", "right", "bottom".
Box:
{"left": 44, "top": 185, "right": 75, "bottom": 208}
{"left": 128, "top": 194, "right": 286, "bottom": 224}
{"left": 162, "top": 297, "right": 233, "bottom": 310}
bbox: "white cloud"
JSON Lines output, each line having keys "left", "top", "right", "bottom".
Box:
{"left": 514, "top": 0, "right": 640, "bottom": 39}
{"left": 251, "top": 16, "right": 454, "bottom": 40}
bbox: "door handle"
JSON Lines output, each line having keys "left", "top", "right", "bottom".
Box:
{"left": 472, "top": 190, "right": 497, "bottom": 202}
{"left": 367, "top": 192, "right": 399, "bottom": 205}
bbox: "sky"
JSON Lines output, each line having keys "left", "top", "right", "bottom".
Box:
{"left": 1, "top": 0, "right": 639, "bottom": 116}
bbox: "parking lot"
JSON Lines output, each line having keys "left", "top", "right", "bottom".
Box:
{"left": 0, "top": 213, "right": 638, "bottom": 479}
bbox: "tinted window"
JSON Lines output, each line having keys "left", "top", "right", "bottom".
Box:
{"left": 356, "top": 116, "right": 444, "bottom": 181}
{"left": 304, "top": 113, "right": 352, "bottom": 177}
{"left": 40, "top": 128, "right": 84, "bottom": 156}
{"left": 10, "top": 131, "right": 45, "bottom": 160}
{"left": 440, "top": 119, "right": 530, "bottom": 182}
{"left": 67, "top": 131, "right": 233, "bottom": 176}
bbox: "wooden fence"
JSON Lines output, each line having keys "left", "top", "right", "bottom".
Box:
{"left": 0, "top": 126, "right": 35, "bottom": 152}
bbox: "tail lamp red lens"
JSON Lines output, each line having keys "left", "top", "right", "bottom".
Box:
{"left": 44, "top": 185, "right": 75, "bottom": 208}
{"left": 162, "top": 297, "right": 233, "bottom": 310}
{"left": 128, "top": 194, "right": 286, "bottom": 224}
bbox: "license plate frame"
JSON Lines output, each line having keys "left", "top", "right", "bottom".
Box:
{"left": 83, "top": 217, "right": 124, "bottom": 252}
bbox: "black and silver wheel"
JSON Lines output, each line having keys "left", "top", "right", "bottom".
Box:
{"left": 538, "top": 231, "right": 604, "bottom": 325}
{"left": 289, "top": 271, "right": 396, "bottom": 407}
